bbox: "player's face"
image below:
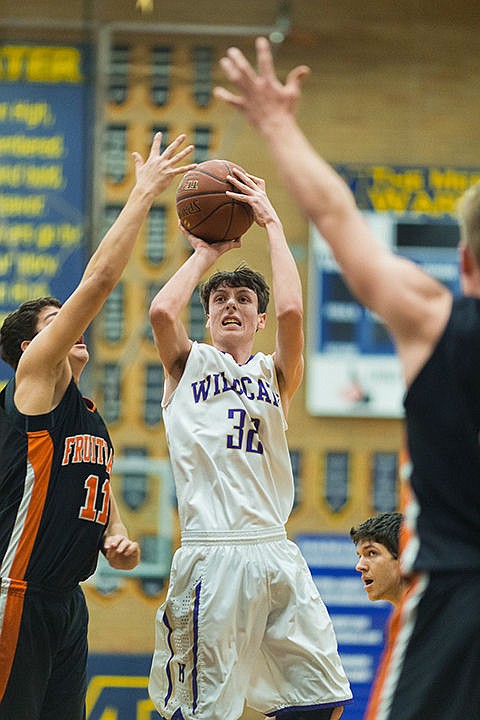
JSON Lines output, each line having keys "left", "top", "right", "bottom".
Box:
{"left": 355, "top": 540, "right": 402, "bottom": 605}
{"left": 35, "top": 305, "right": 89, "bottom": 367}
{"left": 206, "top": 285, "right": 266, "bottom": 345}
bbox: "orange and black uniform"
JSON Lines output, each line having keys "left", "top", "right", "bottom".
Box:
{"left": 366, "top": 296, "right": 480, "bottom": 720}
{"left": 0, "top": 378, "right": 113, "bottom": 720}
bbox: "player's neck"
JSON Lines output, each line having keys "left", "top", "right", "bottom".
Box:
{"left": 213, "top": 339, "right": 254, "bottom": 365}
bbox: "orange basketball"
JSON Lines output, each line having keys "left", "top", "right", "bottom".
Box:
{"left": 176, "top": 159, "right": 255, "bottom": 243}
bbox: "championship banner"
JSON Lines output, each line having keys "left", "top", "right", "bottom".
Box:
{"left": 307, "top": 165, "right": 473, "bottom": 418}
{"left": 0, "top": 43, "right": 92, "bottom": 386}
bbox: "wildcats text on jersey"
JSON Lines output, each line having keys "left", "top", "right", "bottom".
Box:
{"left": 191, "top": 371, "right": 280, "bottom": 406}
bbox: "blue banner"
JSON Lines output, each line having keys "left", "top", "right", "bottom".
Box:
{"left": 87, "top": 654, "right": 158, "bottom": 719}
{"left": 0, "top": 43, "right": 92, "bottom": 385}
{"left": 295, "top": 534, "right": 393, "bottom": 720}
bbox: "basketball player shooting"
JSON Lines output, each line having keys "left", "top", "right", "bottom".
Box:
{"left": 214, "top": 35, "right": 480, "bottom": 720}
{"left": 147, "top": 168, "right": 352, "bottom": 720}
{"left": 0, "top": 132, "right": 196, "bottom": 720}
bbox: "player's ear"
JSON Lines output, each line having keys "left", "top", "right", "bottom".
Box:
{"left": 20, "top": 340, "right": 31, "bottom": 353}
{"left": 459, "top": 243, "right": 474, "bottom": 276}
{"left": 205, "top": 314, "right": 211, "bottom": 328}
{"left": 256, "top": 313, "right": 266, "bottom": 331}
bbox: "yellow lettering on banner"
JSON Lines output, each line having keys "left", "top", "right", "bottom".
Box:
{"left": 429, "top": 169, "right": 468, "bottom": 192}
{"left": 15, "top": 253, "right": 59, "bottom": 277}
{"left": 4, "top": 282, "right": 51, "bottom": 304}
{"left": 371, "top": 166, "right": 425, "bottom": 191}
{"left": 8, "top": 101, "right": 55, "bottom": 128}
{"left": 410, "top": 191, "right": 458, "bottom": 214}
{"left": 138, "top": 698, "right": 156, "bottom": 720}
{"left": 0, "top": 253, "right": 13, "bottom": 274}
{"left": 37, "top": 225, "right": 56, "bottom": 248}
{"left": 0, "top": 46, "right": 25, "bottom": 81}
{"left": 96, "top": 709, "right": 116, "bottom": 720}
{"left": 0, "top": 46, "right": 83, "bottom": 83}
{"left": 0, "top": 164, "right": 64, "bottom": 189}
{"left": 429, "top": 169, "right": 480, "bottom": 193}
{"left": 0, "top": 194, "right": 45, "bottom": 216}
{"left": 0, "top": 222, "right": 82, "bottom": 248}
{"left": 56, "top": 223, "right": 82, "bottom": 247}
{"left": 0, "top": 103, "right": 7, "bottom": 121}
{"left": 0, "top": 135, "right": 64, "bottom": 158}
{"left": 0, "top": 165, "right": 23, "bottom": 186}
{"left": 25, "top": 165, "right": 64, "bottom": 189}
{"left": 0, "top": 223, "right": 35, "bottom": 246}
{"left": 86, "top": 675, "right": 154, "bottom": 719}
{"left": 368, "top": 188, "right": 411, "bottom": 212}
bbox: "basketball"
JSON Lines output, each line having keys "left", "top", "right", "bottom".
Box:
{"left": 176, "top": 159, "right": 255, "bottom": 243}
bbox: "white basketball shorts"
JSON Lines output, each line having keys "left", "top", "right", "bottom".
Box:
{"left": 148, "top": 529, "right": 352, "bottom": 720}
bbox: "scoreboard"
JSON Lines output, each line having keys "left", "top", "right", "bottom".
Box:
{"left": 307, "top": 209, "right": 460, "bottom": 418}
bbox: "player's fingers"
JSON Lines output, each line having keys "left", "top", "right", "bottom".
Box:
{"left": 149, "top": 131, "right": 163, "bottom": 157}
{"left": 228, "top": 167, "right": 248, "bottom": 179}
{"left": 286, "top": 64, "right": 311, "bottom": 89}
{"left": 170, "top": 144, "right": 195, "bottom": 164}
{"left": 232, "top": 170, "right": 266, "bottom": 194}
{"left": 168, "top": 162, "right": 197, "bottom": 177}
{"left": 227, "top": 170, "right": 256, "bottom": 191}
{"left": 115, "top": 541, "right": 132, "bottom": 555}
{"left": 226, "top": 190, "right": 251, "bottom": 203}
{"left": 243, "top": 171, "right": 265, "bottom": 187}
{"left": 112, "top": 537, "right": 131, "bottom": 554}
{"left": 255, "top": 36, "right": 277, "bottom": 80}
{"left": 218, "top": 56, "right": 245, "bottom": 86}
{"left": 132, "top": 152, "right": 143, "bottom": 168}
{"left": 162, "top": 132, "right": 187, "bottom": 158}
{"left": 213, "top": 86, "right": 245, "bottom": 108}
{"left": 178, "top": 221, "right": 192, "bottom": 240}
{"left": 124, "top": 542, "right": 140, "bottom": 557}
{"left": 225, "top": 46, "right": 257, "bottom": 82}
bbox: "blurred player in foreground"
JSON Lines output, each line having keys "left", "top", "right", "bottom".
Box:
{"left": 148, "top": 171, "right": 351, "bottom": 720}
{"left": 0, "top": 132, "right": 195, "bottom": 720}
{"left": 215, "top": 36, "right": 480, "bottom": 720}
{"left": 350, "top": 512, "right": 406, "bottom": 607}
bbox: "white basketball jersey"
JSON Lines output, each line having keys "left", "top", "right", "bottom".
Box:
{"left": 163, "top": 342, "right": 294, "bottom": 533}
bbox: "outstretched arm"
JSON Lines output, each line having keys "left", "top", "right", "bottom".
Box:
{"left": 16, "top": 133, "right": 196, "bottom": 411}
{"left": 215, "top": 38, "right": 452, "bottom": 384}
{"left": 226, "top": 169, "right": 303, "bottom": 414}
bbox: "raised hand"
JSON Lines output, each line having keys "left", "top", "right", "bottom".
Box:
{"left": 132, "top": 132, "right": 197, "bottom": 196}
{"left": 226, "top": 167, "right": 279, "bottom": 228}
{"left": 178, "top": 220, "right": 242, "bottom": 255}
{"left": 214, "top": 36, "right": 310, "bottom": 132}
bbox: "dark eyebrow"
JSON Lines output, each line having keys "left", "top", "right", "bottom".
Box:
{"left": 235, "top": 288, "right": 256, "bottom": 296}
{"left": 358, "top": 541, "right": 376, "bottom": 554}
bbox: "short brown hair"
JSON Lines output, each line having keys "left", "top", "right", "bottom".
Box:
{"left": 350, "top": 512, "right": 403, "bottom": 559}
{"left": 0, "top": 297, "right": 62, "bottom": 369}
{"left": 199, "top": 265, "right": 270, "bottom": 315}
